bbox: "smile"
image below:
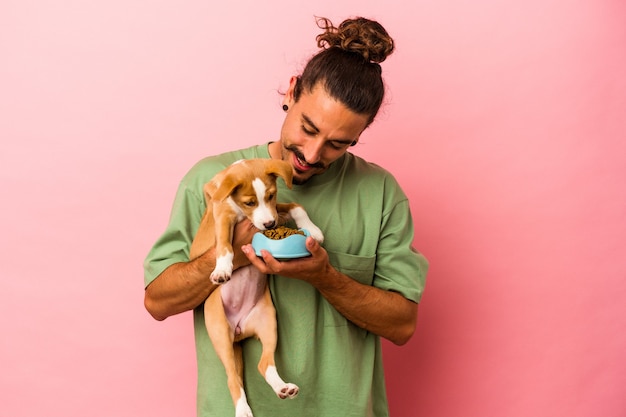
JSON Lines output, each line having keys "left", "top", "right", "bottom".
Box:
{"left": 289, "top": 147, "right": 324, "bottom": 172}
{"left": 293, "top": 154, "right": 313, "bottom": 171}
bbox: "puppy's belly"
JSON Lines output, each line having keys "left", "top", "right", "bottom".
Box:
{"left": 220, "top": 265, "right": 268, "bottom": 336}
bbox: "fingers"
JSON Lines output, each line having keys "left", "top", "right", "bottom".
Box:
{"left": 241, "top": 244, "right": 294, "bottom": 276}
{"left": 241, "top": 239, "right": 327, "bottom": 280}
{"left": 241, "top": 244, "right": 271, "bottom": 273}
{"left": 233, "top": 219, "right": 259, "bottom": 246}
{"left": 241, "top": 244, "right": 257, "bottom": 262}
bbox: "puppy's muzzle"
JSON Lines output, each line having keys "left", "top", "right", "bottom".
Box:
{"left": 263, "top": 220, "right": 277, "bottom": 230}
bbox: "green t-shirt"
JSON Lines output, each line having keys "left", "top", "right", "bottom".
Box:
{"left": 144, "top": 144, "right": 428, "bottom": 417}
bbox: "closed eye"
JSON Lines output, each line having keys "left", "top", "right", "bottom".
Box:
{"left": 302, "top": 126, "right": 316, "bottom": 136}
{"left": 329, "top": 140, "right": 351, "bottom": 150}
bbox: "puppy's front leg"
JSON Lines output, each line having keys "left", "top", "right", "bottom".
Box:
{"left": 211, "top": 207, "right": 237, "bottom": 284}
{"left": 277, "top": 203, "right": 324, "bottom": 243}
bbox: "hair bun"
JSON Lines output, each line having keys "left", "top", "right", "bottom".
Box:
{"left": 315, "top": 17, "right": 395, "bottom": 64}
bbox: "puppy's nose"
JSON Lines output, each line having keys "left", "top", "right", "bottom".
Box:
{"left": 263, "top": 220, "right": 276, "bottom": 230}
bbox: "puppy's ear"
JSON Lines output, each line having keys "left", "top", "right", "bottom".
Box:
{"left": 206, "top": 176, "right": 240, "bottom": 201}
{"left": 265, "top": 160, "right": 294, "bottom": 189}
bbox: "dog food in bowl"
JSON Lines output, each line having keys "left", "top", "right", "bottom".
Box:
{"left": 251, "top": 227, "right": 311, "bottom": 259}
{"left": 262, "top": 226, "right": 305, "bottom": 240}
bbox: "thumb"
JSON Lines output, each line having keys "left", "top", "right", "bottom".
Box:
{"left": 306, "top": 236, "right": 321, "bottom": 253}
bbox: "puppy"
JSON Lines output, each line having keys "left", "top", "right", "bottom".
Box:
{"left": 189, "top": 158, "right": 323, "bottom": 417}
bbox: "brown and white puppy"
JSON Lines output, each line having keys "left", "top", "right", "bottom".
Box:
{"left": 189, "top": 158, "right": 323, "bottom": 417}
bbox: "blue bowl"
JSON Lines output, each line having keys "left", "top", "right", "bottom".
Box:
{"left": 251, "top": 229, "right": 311, "bottom": 259}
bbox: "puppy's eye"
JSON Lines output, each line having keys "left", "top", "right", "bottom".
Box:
{"left": 244, "top": 201, "right": 257, "bottom": 207}
{"left": 268, "top": 194, "right": 275, "bottom": 201}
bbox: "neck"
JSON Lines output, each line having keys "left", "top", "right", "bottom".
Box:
{"left": 268, "top": 141, "right": 282, "bottom": 160}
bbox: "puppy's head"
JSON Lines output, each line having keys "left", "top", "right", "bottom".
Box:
{"left": 207, "top": 159, "right": 293, "bottom": 230}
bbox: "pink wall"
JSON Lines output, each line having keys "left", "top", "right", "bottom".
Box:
{"left": 1, "top": 1, "right": 624, "bottom": 416}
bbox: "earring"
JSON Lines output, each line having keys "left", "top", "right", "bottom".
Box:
{"left": 282, "top": 104, "right": 289, "bottom": 112}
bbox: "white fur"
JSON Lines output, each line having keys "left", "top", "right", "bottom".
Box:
{"left": 251, "top": 178, "right": 275, "bottom": 229}
{"left": 226, "top": 197, "right": 246, "bottom": 221}
{"left": 211, "top": 251, "right": 234, "bottom": 284}
{"left": 235, "top": 388, "right": 253, "bottom": 417}
{"left": 289, "top": 206, "right": 324, "bottom": 243}
{"left": 265, "top": 365, "right": 299, "bottom": 399}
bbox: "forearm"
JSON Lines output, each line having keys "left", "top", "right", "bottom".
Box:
{"left": 242, "top": 238, "right": 419, "bottom": 345}
{"left": 313, "top": 265, "right": 418, "bottom": 345}
{"left": 145, "top": 220, "right": 260, "bottom": 320}
{"left": 144, "top": 249, "right": 217, "bottom": 321}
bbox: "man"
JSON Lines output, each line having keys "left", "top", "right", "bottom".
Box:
{"left": 144, "top": 16, "right": 428, "bottom": 417}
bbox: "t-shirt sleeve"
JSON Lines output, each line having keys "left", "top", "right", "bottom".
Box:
{"left": 142, "top": 147, "right": 268, "bottom": 289}
{"left": 142, "top": 177, "right": 206, "bottom": 288}
{"left": 373, "top": 192, "right": 428, "bottom": 303}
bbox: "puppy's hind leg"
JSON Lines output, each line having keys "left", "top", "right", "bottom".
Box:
{"left": 204, "top": 293, "right": 253, "bottom": 417}
{"left": 252, "top": 289, "right": 299, "bottom": 400}
{"left": 232, "top": 343, "right": 253, "bottom": 417}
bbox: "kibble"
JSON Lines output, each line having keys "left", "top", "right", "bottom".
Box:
{"left": 263, "top": 226, "right": 305, "bottom": 240}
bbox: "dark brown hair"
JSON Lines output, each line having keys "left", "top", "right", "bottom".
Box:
{"left": 293, "top": 17, "right": 395, "bottom": 125}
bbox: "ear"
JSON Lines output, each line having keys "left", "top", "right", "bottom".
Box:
{"left": 207, "top": 176, "right": 240, "bottom": 201}
{"left": 265, "top": 159, "right": 293, "bottom": 189}
{"left": 282, "top": 76, "right": 298, "bottom": 109}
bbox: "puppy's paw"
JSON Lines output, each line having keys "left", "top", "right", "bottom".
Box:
{"left": 265, "top": 365, "right": 299, "bottom": 400}
{"left": 306, "top": 224, "right": 324, "bottom": 244}
{"left": 289, "top": 207, "right": 324, "bottom": 243}
{"left": 276, "top": 383, "right": 299, "bottom": 399}
{"left": 211, "top": 253, "right": 233, "bottom": 284}
{"left": 235, "top": 400, "right": 253, "bottom": 417}
{"left": 210, "top": 269, "right": 231, "bottom": 284}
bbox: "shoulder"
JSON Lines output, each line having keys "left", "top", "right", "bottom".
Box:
{"left": 181, "top": 144, "right": 267, "bottom": 192}
{"left": 343, "top": 153, "right": 406, "bottom": 197}
{"left": 343, "top": 152, "right": 394, "bottom": 177}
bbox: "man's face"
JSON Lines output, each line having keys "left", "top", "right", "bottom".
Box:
{"left": 277, "top": 83, "right": 369, "bottom": 185}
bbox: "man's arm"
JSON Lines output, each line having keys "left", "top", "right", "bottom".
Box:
{"left": 144, "top": 220, "right": 259, "bottom": 321}
{"left": 241, "top": 237, "right": 418, "bottom": 346}
{"left": 144, "top": 249, "right": 217, "bottom": 321}
{"left": 315, "top": 265, "right": 418, "bottom": 346}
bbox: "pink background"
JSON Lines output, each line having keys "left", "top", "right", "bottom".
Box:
{"left": 1, "top": 0, "right": 625, "bottom": 416}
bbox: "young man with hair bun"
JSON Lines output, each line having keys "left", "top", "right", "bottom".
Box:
{"left": 144, "top": 16, "right": 428, "bottom": 417}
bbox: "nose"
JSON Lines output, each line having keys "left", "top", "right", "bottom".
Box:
{"left": 263, "top": 220, "right": 276, "bottom": 230}
{"left": 302, "top": 138, "right": 324, "bottom": 165}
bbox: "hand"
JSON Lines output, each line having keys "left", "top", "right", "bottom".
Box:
{"left": 242, "top": 235, "right": 419, "bottom": 345}
{"left": 241, "top": 236, "right": 330, "bottom": 284}
{"left": 232, "top": 219, "right": 260, "bottom": 269}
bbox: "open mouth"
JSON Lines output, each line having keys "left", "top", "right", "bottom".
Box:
{"left": 293, "top": 153, "right": 312, "bottom": 172}
{"left": 290, "top": 148, "right": 323, "bottom": 173}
